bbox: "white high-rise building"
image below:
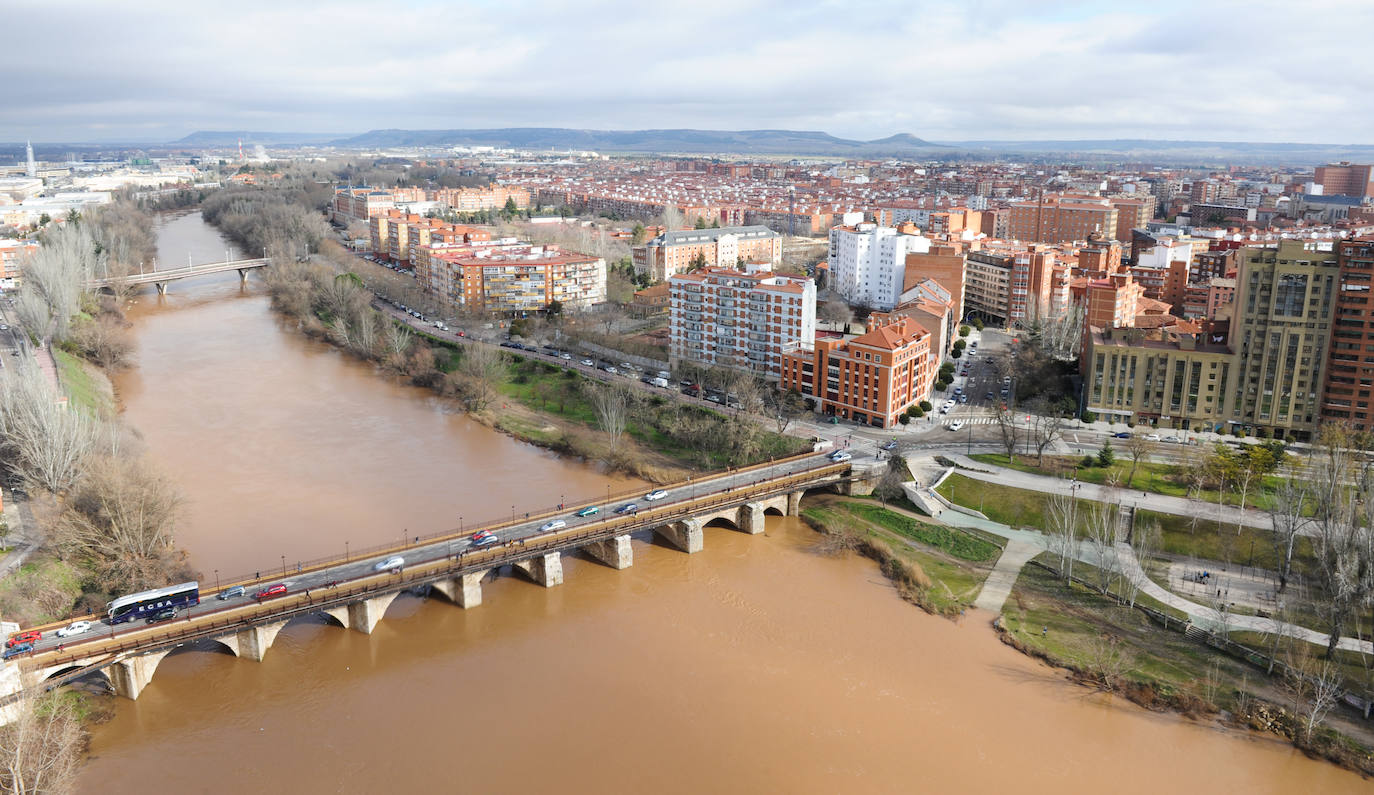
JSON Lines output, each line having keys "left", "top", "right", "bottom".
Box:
{"left": 827, "top": 223, "right": 930, "bottom": 310}
{"left": 25, "top": 141, "right": 35, "bottom": 178}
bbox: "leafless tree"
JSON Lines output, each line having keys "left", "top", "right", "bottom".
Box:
{"left": 1037, "top": 300, "right": 1086, "bottom": 360}
{"left": 1084, "top": 498, "right": 1122, "bottom": 594}
{"left": 453, "top": 343, "right": 506, "bottom": 412}
{"left": 816, "top": 292, "right": 853, "bottom": 329}
{"left": 71, "top": 313, "right": 133, "bottom": 370}
{"left": 1026, "top": 397, "right": 1065, "bottom": 464}
{"left": 658, "top": 205, "right": 684, "bottom": 233}
{"left": 1045, "top": 490, "right": 1080, "bottom": 581}
{"left": 1309, "top": 423, "right": 1373, "bottom": 658}
{"left": 0, "top": 690, "right": 85, "bottom": 795}
{"left": 0, "top": 360, "right": 98, "bottom": 493}
{"left": 1268, "top": 477, "right": 1308, "bottom": 595}
{"left": 590, "top": 383, "right": 631, "bottom": 455}
{"left": 54, "top": 455, "right": 186, "bottom": 593}
{"left": 1123, "top": 520, "right": 1161, "bottom": 608}
{"left": 1085, "top": 634, "right": 1132, "bottom": 691}
{"left": 1122, "top": 434, "right": 1149, "bottom": 488}
{"left": 764, "top": 387, "right": 806, "bottom": 433}
{"left": 1286, "top": 647, "right": 1344, "bottom": 744}
{"left": 874, "top": 455, "right": 909, "bottom": 506}
{"left": 17, "top": 221, "right": 102, "bottom": 341}
{"left": 992, "top": 402, "right": 1018, "bottom": 462}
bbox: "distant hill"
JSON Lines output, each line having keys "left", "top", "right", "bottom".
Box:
{"left": 172, "top": 131, "right": 342, "bottom": 146}
{"left": 938, "top": 138, "right": 1374, "bottom": 165}
{"left": 328, "top": 128, "right": 948, "bottom": 156}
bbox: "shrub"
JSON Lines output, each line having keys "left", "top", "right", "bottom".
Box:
{"left": 919, "top": 400, "right": 932, "bottom": 412}
{"left": 973, "top": 318, "right": 984, "bottom": 331}
{"left": 1097, "top": 440, "right": 1115, "bottom": 467}
{"left": 912, "top": 407, "right": 925, "bottom": 418}
{"left": 899, "top": 414, "right": 910, "bottom": 425}
{"left": 959, "top": 324, "right": 971, "bottom": 337}
{"left": 1081, "top": 455, "right": 1097, "bottom": 468}
{"left": 1080, "top": 410, "right": 1097, "bottom": 423}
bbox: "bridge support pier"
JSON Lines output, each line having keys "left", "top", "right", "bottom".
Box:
{"left": 655, "top": 518, "right": 703, "bottom": 554}
{"left": 154, "top": 282, "right": 168, "bottom": 295}
{"left": 109, "top": 650, "right": 170, "bottom": 700}
{"left": 430, "top": 571, "right": 488, "bottom": 608}
{"left": 739, "top": 502, "right": 767, "bottom": 535}
{"left": 237, "top": 268, "right": 249, "bottom": 284}
{"left": 787, "top": 490, "right": 803, "bottom": 516}
{"left": 513, "top": 553, "right": 563, "bottom": 587}
{"left": 234, "top": 620, "right": 289, "bottom": 662}
{"left": 348, "top": 591, "right": 402, "bottom": 634}
{"left": 583, "top": 535, "right": 633, "bottom": 569}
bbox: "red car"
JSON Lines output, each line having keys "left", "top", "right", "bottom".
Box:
{"left": 6, "top": 631, "right": 40, "bottom": 648}
{"left": 253, "top": 584, "right": 288, "bottom": 600}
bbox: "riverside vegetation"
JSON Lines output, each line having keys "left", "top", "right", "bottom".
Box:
{"left": 1, "top": 202, "right": 202, "bottom": 791}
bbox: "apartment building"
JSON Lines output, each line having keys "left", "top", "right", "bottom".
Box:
{"left": 0, "top": 239, "right": 38, "bottom": 286}
{"left": 778, "top": 316, "right": 932, "bottom": 428}
{"left": 1314, "top": 163, "right": 1374, "bottom": 199}
{"left": 827, "top": 223, "right": 931, "bottom": 311}
{"left": 1007, "top": 194, "right": 1119, "bottom": 245}
{"left": 668, "top": 264, "right": 816, "bottom": 379}
{"left": 1082, "top": 325, "right": 1235, "bottom": 430}
{"left": 426, "top": 245, "right": 606, "bottom": 313}
{"left": 1084, "top": 274, "right": 1145, "bottom": 330}
{"left": 1229, "top": 241, "right": 1340, "bottom": 439}
{"left": 964, "top": 249, "right": 1013, "bottom": 323}
{"left": 1321, "top": 239, "right": 1374, "bottom": 429}
{"left": 636, "top": 226, "right": 781, "bottom": 281}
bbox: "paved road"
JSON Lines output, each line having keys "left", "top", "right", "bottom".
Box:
{"left": 9, "top": 451, "right": 845, "bottom": 661}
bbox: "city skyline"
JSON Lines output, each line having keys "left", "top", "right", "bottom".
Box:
{"left": 5, "top": 0, "right": 1372, "bottom": 144}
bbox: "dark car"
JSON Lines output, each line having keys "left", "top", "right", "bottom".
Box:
{"left": 614, "top": 503, "right": 638, "bottom": 514}
{"left": 253, "top": 584, "right": 289, "bottom": 600}
{"left": 984, "top": 391, "right": 994, "bottom": 400}
{"left": 146, "top": 607, "right": 178, "bottom": 624}
{"left": 3, "top": 643, "right": 33, "bottom": 660}
{"left": 1113, "top": 432, "right": 1132, "bottom": 439}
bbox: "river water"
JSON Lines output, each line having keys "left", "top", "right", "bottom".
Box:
{"left": 74, "top": 213, "right": 1366, "bottom": 792}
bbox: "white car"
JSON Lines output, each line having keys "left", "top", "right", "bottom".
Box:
{"left": 374, "top": 555, "right": 405, "bottom": 571}
{"left": 829, "top": 450, "right": 852, "bottom": 463}
{"left": 1145, "top": 433, "right": 1161, "bottom": 441}
{"left": 56, "top": 620, "right": 92, "bottom": 638}
{"left": 580, "top": 359, "right": 594, "bottom": 366}
{"left": 948, "top": 420, "right": 965, "bottom": 432}
{"left": 540, "top": 519, "right": 567, "bottom": 531}
{"left": 644, "top": 489, "right": 669, "bottom": 501}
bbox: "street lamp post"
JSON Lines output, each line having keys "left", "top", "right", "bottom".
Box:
{"left": 345, "top": 541, "right": 350, "bottom": 562}
{"left": 214, "top": 569, "right": 219, "bottom": 591}
{"left": 280, "top": 555, "right": 286, "bottom": 576}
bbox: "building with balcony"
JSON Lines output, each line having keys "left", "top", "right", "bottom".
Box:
{"left": 779, "top": 316, "right": 933, "bottom": 428}
{"left": 635, "top": 226, "right": 781, "bottom": 281}
{"left": 668, "top": 264, "right": 815, "bottom": 379}
{"left": 1322, "top": 238, "right": 1374, "bottom": 430}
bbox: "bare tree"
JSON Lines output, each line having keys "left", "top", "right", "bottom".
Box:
{"left": 1268, "top": 477, "right": 1308, "bottom": 595}
{"left": 54, "top": 455, "right": 185, "bottom": 593}
{"left": 1286, "top": 647, "right": 1344, "bottom": 744}
{"left": 874, "top": 455, "right": 909, "bottom": 506}
{"left": 453, "top": 343, "right": 506, "bottom": 412}
{"left": 764, "top": 387, "right": 806, "bottom": 433}
{"left": 0, "top": 360, "right": 98, "bottom": 493}
{"left": 992, "top": 402, "right": 1018, "bottom": 462}
{"left": 590, "top": 382, "right": 631, "bottom": 455}
{"left": 0, "top": 691, "right": 86, "bottom": 795}
{"left": 1084, "top": 497, "right": 1122, "bottom": 594}
{"left": 17, "top": 221, "right": 103, "bottom": 342}
{"left": 1123, "top": 520, "right": 1161, "bottom": 608}
{"left": 70, "top": 313, "right": 133, "bottom": 370}
{"left": 658, "top": 204, "right": 684, "bottom": 233}
{"left": 1045, "top": 490, "right": 1080, "bottom": 581}
{"left": 1027, "top": 397, "right": 1066, "bottom": 465}
{"left": 1122, "top": 434, "right": 1150, "bottom": 488}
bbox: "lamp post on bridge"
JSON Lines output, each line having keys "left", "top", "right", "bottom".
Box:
{"left": 280, "top": 555, "right": 285, "bottom": 577}
{"left": 214, "top": 569, "right": 219, "bottom": 591}
{"left": 345, "top": 541, "right": 350, "bottom": 562}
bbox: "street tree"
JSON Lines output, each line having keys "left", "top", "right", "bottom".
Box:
{"left": 874, "top": 455, "right": 909, "bottom": 506}
{"left": 765, "top": 387, "right": 806, "bottom": 433}
{"left": 1267, "top": 478, "right": 1308, "bottom": 595}
{"left": 590, "top": 383, "right": 632, "bottom": 455}
{"left": 0, "top": 360, "right": 98, "bottom": 493}
{"left": 1046, "top": 490, "right": 1080, "bottom": 581}
{"left": 993, "top": 402, "right": 1018, "bottom": 462}
{"left": 1027, "top": 397, "right": 1066, "bottom": 465}
{"left": 1122, "top": 434, "right": 1150, "bottom": 488}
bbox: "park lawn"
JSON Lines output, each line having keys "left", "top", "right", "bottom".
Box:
{"left": 836, "top": 501, "right": 1001, "bottom": 562}
{"left": 801, "top": 503, "right": 991, "bottom": 613}
{"left": 52, "top": 348, "right": 109, "bottom": 415}
{"left": 1231, "top": 630, "right": 1374, "bottom": 697}
{"left": 969, "top": 453, "right": 1286, "bottom": 511}
{"left": 936, "top": 473, "right": 1086, "bottom": 530}
{"left": 1003, "top": 561, "right": 1268, "bottom": 706}
{"left": 1136, "top": 508, "right": 1318, "bottom": 574}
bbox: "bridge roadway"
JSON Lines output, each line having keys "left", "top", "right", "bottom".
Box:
{"left": 3, "top": 451, "right": 861, "bottom": 704}
{"left": 85, "top": 257, "right": 271, "bottom": 293}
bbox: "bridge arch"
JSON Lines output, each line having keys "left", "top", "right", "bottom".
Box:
{"left": 42, "top": 665, "right": 113, "bottom": 692}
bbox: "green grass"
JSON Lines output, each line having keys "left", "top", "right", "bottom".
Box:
{"left": 52, "top": 348, "right": 108, "bottom": 415}
{"left": 837, "top": 502, "right": 1000, "bottom": 562}
{"left": 969, "top": 453, "right": 1286, "bottom": 511}
{"left": 801, "top": 503, "right": 991, "bottom": 612}
{"left": 935, "top": 473, "right": 1075, "bottom": 529}
{"left": 0, "top": 556, "right": 84, "bottom": 627}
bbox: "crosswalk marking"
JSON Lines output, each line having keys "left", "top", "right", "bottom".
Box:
{"left": 940, "top": 417, "right": 995, "bottom": 426}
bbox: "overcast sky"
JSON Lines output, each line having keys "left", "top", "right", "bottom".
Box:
{"left": 5, "top": 0, "right": 1371, "bottom": 144}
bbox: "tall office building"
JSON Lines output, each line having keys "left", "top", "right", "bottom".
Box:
{"left": 1321, "top": 238, "right": 1374, "bottom": 430}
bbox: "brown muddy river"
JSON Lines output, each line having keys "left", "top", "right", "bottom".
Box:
{"left": 74, "top": 213, "right": 1367, "bottom": 793}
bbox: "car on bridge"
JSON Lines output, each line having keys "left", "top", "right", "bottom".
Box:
{"left": 217, "top": 585, "right": 245, "bottom": 600}
{"left": 7, "top": 631, "right": 41, "bottom": 648}
{"left": 644, "top": 489, "right": 668, "bottom": 501}
{"left": 614, "top": 503, "right": 638, "bottom": 514}
{"left": 56, "top": 620, "right": 92, "bottom": 638}
{"left": 374, "top": 556, "right": 405, "bottom": 572}
{"left": 575, "top": 506, "right": 599, "bottom": 517}
{"left": 253, "top": 584, "right": 288, "bottom": 600}
{"left": 540, "top": 519, "right": 567, "bottom": 532}
{"left": 146, "top": 608, "right": 178, "bottom": 624}
{"left": 470, "top": 530, "right": 500, "bottom": 547}
{"left": 829, "top": 450, "right": 852, "bottom": 463}
{"left": 3, "top": 643, "right": 33, "bottom": 660}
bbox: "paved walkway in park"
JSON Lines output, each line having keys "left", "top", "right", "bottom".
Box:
{"left": 973, "top": 540, "right": 1041, "bottom": 612}
{"left": 942, "top": 453, "right": 1284, "bottom": 534}
{"left": 913, "top": 460, "right": 1374, "bottom": 655}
